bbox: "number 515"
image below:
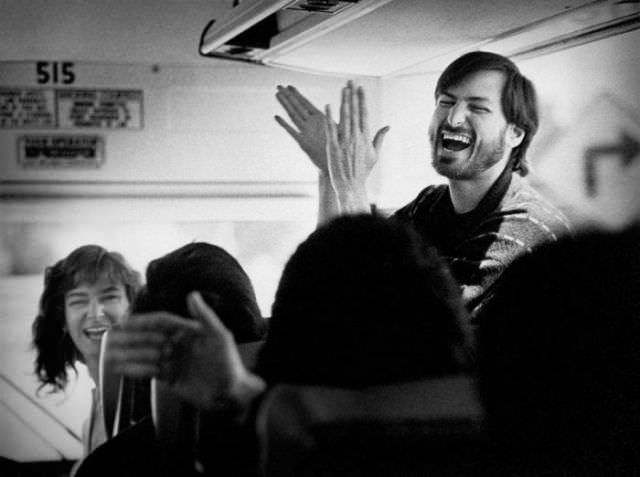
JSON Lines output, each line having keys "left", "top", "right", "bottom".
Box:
{"left": 36, "top": 61, "right": 75, "bottom": 84}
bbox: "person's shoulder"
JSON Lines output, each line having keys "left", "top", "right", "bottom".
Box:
{"left": 503, "top": 175, "right": 558, "bottom": 209}
{"left": 498, "top": 175, "right": 572, "bottom": 236}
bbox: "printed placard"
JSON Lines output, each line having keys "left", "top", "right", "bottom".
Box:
{"left": 18, "top": 135, "right": 105, "bottom": 168}
{"left": 57, "top": 89, "right": 143, "bottom": 129}
{"left": 0, "top": 88, "right": 56, "bottom": 128}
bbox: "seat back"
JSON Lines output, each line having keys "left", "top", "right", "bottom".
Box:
{"left": 256, "top": 376, "right": 487, "bottom": 477}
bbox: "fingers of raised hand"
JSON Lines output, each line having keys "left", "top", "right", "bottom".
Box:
{"left": 109, "top": 346, "right": 162, "bottom": 365}
{"left": 287, "top": 85, "right": 322, "bottom": 115}
{"left": 111, "top": 357, "right": 179, "bottom": 382}
{"left": 325, "top": 106, "right": 351, "bottom": 182}
{"left": 114, "top": 363, "right": 160, "bottom": 379}
{"left": 323, "top": 106, "right": 333, "bottom": 176}
{"left": 187, "top": 291, "right": 233, "bottom": 344}
{"left": 325, "top": 105, "right": 344, "bottom": 161}
{"left": 339, "top": 84, "right": 349, "bottom": 140}
{"left": 357, "top": 86, "right": 368, "bottom": 135}
{"left": 123, "top": 312, "right": 200, "bottom": 334}
{"left": 108, "top": 334, "right": 187, "bottom": 382}
{"left": 107, "top": 329, "right": 168, "bottom": 351}
{"left": 276, "top": 85, "right": 318, "bottom": 126}
{"left": 107, "top": 316, "right": 199, "bottom": 379}
{"left": 274, "top": 114, "right": 301, "bottom": 143}
{"left": 324, "top": 105, "right": 337, "bottom": 141}
{"left": 339, "top": 82, "right": 367, "bottom": 142}
{"left": 350, "top": 84, "right": 359, "bottom": 138}
{"left": 107, "top": 343, "right": 162, "bottom": 378}
{"left": 373, "top": 125, "right": 390, "bottom": 152}
{"left": 276, "top": 86, "right": 303, "bottom": 124}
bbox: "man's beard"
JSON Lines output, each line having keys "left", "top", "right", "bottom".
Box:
{"left": 431, "top": 127, "right": 508, "bottom": 181}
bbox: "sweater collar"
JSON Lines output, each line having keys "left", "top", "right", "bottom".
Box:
{"left": 452, "top": 165, "right": 513, "bottom": 221}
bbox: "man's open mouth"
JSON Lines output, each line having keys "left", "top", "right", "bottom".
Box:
{"left": 441, "top": 131, "right": 473, "bottom": 152}
{"left": 83, "top": 326, "right": 109, "bottom": 340}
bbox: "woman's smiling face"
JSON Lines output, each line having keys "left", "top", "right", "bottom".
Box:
{"left": 64, "top": 274, "right": 130, "bottom": 364}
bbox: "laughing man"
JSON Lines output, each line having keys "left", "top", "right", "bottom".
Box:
{"left": 275, "top": 51, "right": 571, "bottom": 317}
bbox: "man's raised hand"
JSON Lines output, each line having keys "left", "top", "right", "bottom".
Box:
{"left": 275, "top": 82, "right": 389, "bottom": 178}
{"left": 275, "top": 85, "right": 330, "bottom": 174}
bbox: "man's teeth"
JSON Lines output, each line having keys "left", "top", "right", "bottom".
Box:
{"left": 442, "top": 132, "right": 471, "bottom": 144}
{"left": 441, "top": 131, "right": 472, "bottom": 151}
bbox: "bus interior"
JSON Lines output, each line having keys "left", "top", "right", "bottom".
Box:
{"left": 1, "top": 0, "right": 639, "bottom": 474}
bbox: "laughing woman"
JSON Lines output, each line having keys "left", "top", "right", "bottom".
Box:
{"left": 32, "top": 245, "right": 141, "bottom": 456}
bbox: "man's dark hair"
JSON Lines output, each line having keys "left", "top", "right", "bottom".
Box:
{"left": 32, "top": 245, "right": 141, "bottom": 393}
{"left": 257, "top": 214, "right": 470, "bottom": 387}
{"left": 133, "top": 242, "right": 266, "bottom": 343}
{"left": 436, "top": 51, "right": 539, "bottom": 176}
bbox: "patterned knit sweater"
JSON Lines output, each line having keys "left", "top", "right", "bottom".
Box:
{"left": 393, "top": 168, "right": 571, "bottom": 317}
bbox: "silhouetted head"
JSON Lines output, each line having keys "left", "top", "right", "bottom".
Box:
{"left": 133, "top": 242, "right": 266, "bottom": 343}
{"left": 476, "top": 226, "right": 640, "bottom": 472}
{"left": 257, "top": 214, "right": 470, "bottom": 387}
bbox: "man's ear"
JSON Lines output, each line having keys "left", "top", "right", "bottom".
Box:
{"left": 507, "top": 124, "right": 525, "bottom": 148}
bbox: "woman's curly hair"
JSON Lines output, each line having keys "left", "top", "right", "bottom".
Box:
{"left": 32, "top": 245, "right": 141, "bottom": 393}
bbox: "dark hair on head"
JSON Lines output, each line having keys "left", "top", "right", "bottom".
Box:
{"left": 436, "top": 51, "right": 538, "bottom": 176}
{"left": 133, "top": 242, "right": 266, "bottom": 344}
{"left": 32, "top": 245, "right": 141, "bottom": 393}
{"left": 476, "top": 226, "right": 640, "bottom": 471}
{"left": 257, "top": 214, "right": 470, "bottom": 388}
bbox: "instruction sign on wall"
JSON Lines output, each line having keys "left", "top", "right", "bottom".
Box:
{"left": 0, "top": 87, "right": 143, "bottom": 129}
{"left": 0, "top": 88, "right": 56, "bottom": 128}
{"left": 18, "top": 135, "right": 105, "bottom": 168}
{"left": 57, "top": 89, "right": 142, "bottom": 129}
